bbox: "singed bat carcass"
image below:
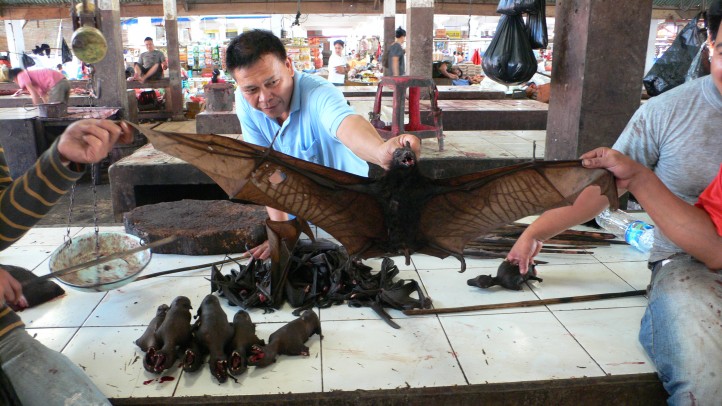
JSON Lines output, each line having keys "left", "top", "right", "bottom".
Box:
{"left": 132, "top": 125, "right": 618, "bottom": 272}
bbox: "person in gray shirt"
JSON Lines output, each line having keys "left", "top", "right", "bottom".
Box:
{"left": 505, "top": 2, "right": 722, "bottom": 404}
{"left": 130, "top": 37, "right": 166, "bottom": 83}
{"left": 384, "top": 27, "right": 406, "bottom": 76}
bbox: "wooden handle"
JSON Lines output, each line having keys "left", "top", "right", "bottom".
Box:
{"left": 402, "top": 290, "right": 647, "bottom": 316}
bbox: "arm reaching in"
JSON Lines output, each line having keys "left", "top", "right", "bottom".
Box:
{"left": 581, "top": 147, "right": 722, "bottom": 269}
{"left": 336, "top": 114, "right": 420, "bottom": 170}
{"left": 249, "top": 115, "right": 421, "bottom": 260}
{"left": 506, "top": 179, "right": 614, "bottom": 275}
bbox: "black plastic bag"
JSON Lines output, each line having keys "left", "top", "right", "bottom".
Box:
{"left": 643, "top": 13, "right": 707, "bottom": 96}
{"left": 497, "top": 0, "right": 537, "bottom": 15}
{"left": 526, "top": 0, "right": 548, "bottom": 49}
{"left": 21, "top": 53, "right": 34, "bottom": 68}
{"left": 685, "top": 42, "right": 710, "bottom": 82}
{"left": 483, "top": 14, "right": 537, "bottom": 85}
{"left": 61, "top": 38, "right": 73, "bottom": 63}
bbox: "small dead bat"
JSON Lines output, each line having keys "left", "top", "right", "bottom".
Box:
{"left": 136, "top": 304, "right": 169, "bottom": 353}
{"left": 467, "top": 260, "right": 543, "bottom": 291}
{"left": 192, "top": 294, "right": 234, "bottom": 383}
{"left": 228, "top": 310, "right": 265, "bottom": 376}
{"left": 133, "top": 125, "right": 618, "bottom": 273}
{"left": 148, "top": 296, "right": 193, "bottom": 373}
{"left": 249, "top": 309, "right": 322, "bottom": 368}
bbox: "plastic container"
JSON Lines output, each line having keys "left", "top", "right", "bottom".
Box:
{"left": 595, "top": 208, "right": 654, "bottom": 252}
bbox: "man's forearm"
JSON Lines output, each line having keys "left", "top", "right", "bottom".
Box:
{"left": 335, "top": 115, "right": 385, "bottom": 165}
{"left": 521, "top": 186, "right": 612, "bottom": 242}
{"left": 628, "top": 170, "right": 722, "bottom": 269}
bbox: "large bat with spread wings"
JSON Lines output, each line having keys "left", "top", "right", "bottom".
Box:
{"left": 131, "top": 124, "right": 618, "bottom": 272}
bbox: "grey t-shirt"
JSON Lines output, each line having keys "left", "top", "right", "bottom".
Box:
{"left": 613, "top": 74, "right": 722, "bottom": 262}
{"left": 138, "top": 49, "right": 166, "bottom": 70}
{"left": 385, "top": 42, "right": 405, "bottom": 76}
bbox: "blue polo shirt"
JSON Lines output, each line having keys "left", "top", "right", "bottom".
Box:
{"left": 235, "top": 71, "right": 369, "bottom": 177}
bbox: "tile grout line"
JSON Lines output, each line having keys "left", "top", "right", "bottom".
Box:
{"left": 411, "top": 257, "right": 472, "bottom": 385}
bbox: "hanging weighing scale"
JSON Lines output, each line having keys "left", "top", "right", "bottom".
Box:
{"left": 46, "top": 164, "right": 176, "bottom": 292}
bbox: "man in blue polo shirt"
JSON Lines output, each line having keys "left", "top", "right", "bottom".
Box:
{"left": 228, "top": 29, "right": 419, "bottom": 259}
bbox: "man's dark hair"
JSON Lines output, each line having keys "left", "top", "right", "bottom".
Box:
{"left": 144, "top": 37, "right": 153, "bottom": 42}
{"left": 226, "top": 29, "right": 287, "bottom": 72}
{"left": 8, "top": 68, "right": 24, "bottom": 82}
{"left": 708, "top": 1, "right": 722, "bottom": 41}
{"left": 333, "top": 40, "right": 345, "bottom": 47}
{"left": 395, "top": 26, "right": 406, "bottom": 38}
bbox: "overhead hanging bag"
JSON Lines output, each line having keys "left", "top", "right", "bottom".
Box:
{"left": 526, "top": 0, "right": 548, "bottom": 49}
{"left": 482, "top": 14, "right": 538, "bottom": 85}
{"left": 685, "top": 42, "right": 710, "bottom": 82}
{"left": 643, "top": 12, "right": 707, "bottom": 96}
{"left": 497, "top": 0, "right": 537, "bottom": 15}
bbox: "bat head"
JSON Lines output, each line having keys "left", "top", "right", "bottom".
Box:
{"left": 391, "top": 142, "right": 416, "bottom": 169}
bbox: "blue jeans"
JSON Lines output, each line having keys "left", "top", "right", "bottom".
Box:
{"left": 640, "top": 255, "right": 722, "bottom": 405}
{"left": 0, "top": 328, "right": 109, "bottom": 405}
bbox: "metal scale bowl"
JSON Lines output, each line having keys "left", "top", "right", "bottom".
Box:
{"left": 48, "top": 232, "right": 151, "bottom": 292}
{"left": 46, "top": 148, "right": 153, "bottom": 292}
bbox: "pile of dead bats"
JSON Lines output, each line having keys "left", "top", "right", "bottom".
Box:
{"left": 135, "top": 295, "right": 322, "bottom": 383}
{"left": 210, "top": 239, "right": 431, "bottom": 329}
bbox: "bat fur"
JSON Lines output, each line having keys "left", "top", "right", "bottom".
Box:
{"left": 249, "top": 309, "right": 322, "bottom": 367}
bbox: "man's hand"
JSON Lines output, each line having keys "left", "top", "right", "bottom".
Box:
{"left": 334, "top": 66, "right": 346, "bottom": 74}
{"left": 505, "top": 234, "right": 543, "bottom": 275}
{"left": 581, "top": 147, "right": 649, "bottom": 190}
{"left": 0, "top": 268, "right": 27, "bottom": 309}
{"left": 57, "top": 119, "right": 133, "bottom": 164}
{"left": 378, "top": 133, "right": 421, "bottom": 170}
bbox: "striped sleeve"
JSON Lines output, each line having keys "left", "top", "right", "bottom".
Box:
{"left": 0, "top": 146, "right": 12, "bottom": 189}
{"left": 0, "top": 140, "right": 84, "bottom": 250}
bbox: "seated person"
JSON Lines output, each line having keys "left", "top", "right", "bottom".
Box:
{"left": 130, "top": 37, "right": 166, "bottom": 83}
{"left": 433, "top": 60, "right": 459, "bottom": 79}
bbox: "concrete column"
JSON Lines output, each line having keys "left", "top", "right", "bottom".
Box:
{"left": 383, "top": 0, "right": 396, "bottom": 59}
{"left": 645, "top": 20, "right": 663, "bottom": 75}
{"left": 164, "top": 0, "right": 184, "bottom": 119}
{"left": 406, "top": 0, "right": 433, "bottom": 77}
{"left": 4, "top": 20, "right": 26, "bottom": 68}
{"left": 96, "top": 0, "right": 128, "bottom": 115}
{"left": 545, "top": 0, "right": 653, "bottom": 160}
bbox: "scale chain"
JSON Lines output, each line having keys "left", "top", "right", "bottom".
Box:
{"left": 90, "top": 163, "right": 100, "bottom": 256}
{"left": 64, "top": 183, "right": 76, "bottom": 246}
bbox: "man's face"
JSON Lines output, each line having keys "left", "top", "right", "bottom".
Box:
{"left": 710, "top": 29, "right": 722, "bottom": 95}
{"left": 334, "top": 44, "right": 344, "bottom": 56}
{"left": 232, "top": 53, "right": 295, "bottom": 122}
{"left": 145, "top": 40, "right": 154, "bottom": 52}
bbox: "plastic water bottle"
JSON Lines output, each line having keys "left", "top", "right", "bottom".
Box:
{"left": 595, "top": 209, "right": 654, "bottom": 252}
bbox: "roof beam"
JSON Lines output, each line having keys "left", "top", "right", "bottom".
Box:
{"left": 0, "top": 3, "right": 698, "bottom": 20}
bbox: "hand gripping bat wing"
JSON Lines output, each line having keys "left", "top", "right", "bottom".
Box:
{"left": 132, "top": 124, "right": 618, "bottom": 272}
